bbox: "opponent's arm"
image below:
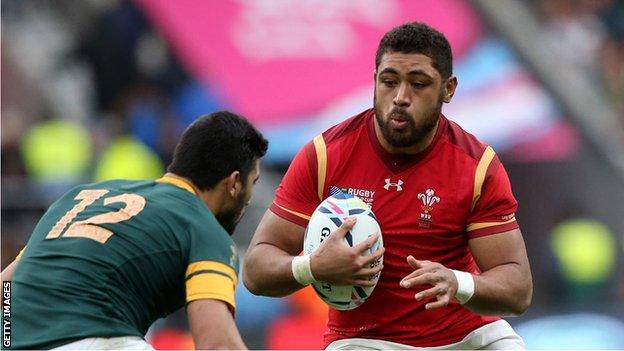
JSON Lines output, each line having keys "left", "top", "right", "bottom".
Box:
{"left": 1, "top": 260, "right": 18, "bottom": 283}
{"left": 187, "top": 299, "right": 247, "bottom": 350}
{"left": 400, "top": 228, "right": 532, "bottom": 316}
{"left": 243, "top": 210, "right": 383, "bottom": 297}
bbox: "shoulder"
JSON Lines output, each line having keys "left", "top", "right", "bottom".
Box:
{"left": 295, "top": 109, "right": 372, "bottom": 166}
{"left": 320, "top": 109, "right": 372, "bottom": 145}
{"left": 441, "top": 116, "right": 492, "bottom": 162}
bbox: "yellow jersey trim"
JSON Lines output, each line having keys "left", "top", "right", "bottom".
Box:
{"left": 273, "top": 203, "right": 311, "bottom": 220}
{"left": 471, "top": 146, "right": 496, "bottom": 211}
{"left": 467, "top": 217, "right": 517, "bottom": 231}
{"left": 313, "top": 134, "right": 327, "bottom": 201}
{"left": 186, "top": 274, "right": 236, "bottom": 308}
{"left": 186, "top": 260, "right": 237, "bottom": 285}
{"left": 156, "top": 176, "right": 197, "bottom": 195}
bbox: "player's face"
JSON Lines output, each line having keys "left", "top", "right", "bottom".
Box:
{"left": 218, "top": 160, "right": 261, "bottom": 235}
{"left": 374, "top": 52, "right": 453, "bottom": 149}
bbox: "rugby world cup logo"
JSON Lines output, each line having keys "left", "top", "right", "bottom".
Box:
{"left": 417, "top": 188, "right": 440, "bottom": 222}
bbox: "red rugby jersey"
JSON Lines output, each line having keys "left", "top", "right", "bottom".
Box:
{"left": 270, "top": 109, "right": 519, "bottom": 347}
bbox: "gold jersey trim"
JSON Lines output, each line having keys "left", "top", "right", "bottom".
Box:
{"left": 156, "top": 176, "right": 197, "bottom": 195}
{"left": 471, "top": 146, "right": 496, "bottom": 212}
{"left": 313, "top": 134, "right": 327, "bottom": 201}
{"left": 273, "top": 203, "right": 311, "bottom": 220}
{"left": 467, "top": 217, "right": 517, "bottom": 231}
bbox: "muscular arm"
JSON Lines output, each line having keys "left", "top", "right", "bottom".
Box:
{"left": 243, "top": 210, "right": 307, "bottom": 297}
{"left": 401, "top": 228, "right": 532, "bottom": 317}
{"left": 187, "top": 299, "right": 247, "bottom": 350}
{"left": 243, "top": 210, "right": 383, "bottom": 297}
{"left": 465, "top": 228, "right": 533, "bottom": 316}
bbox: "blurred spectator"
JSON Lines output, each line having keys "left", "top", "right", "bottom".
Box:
{"left": 20, "top": 118, "right": 92, "bottom": 183}
{"left": 20, "top": 118, "right": 92, "bottom": 201}
{"left": 534, "top": 0, "right": 624, "bottom": 117}
{"left": 93, "top": 135, "right": 164, "bottom": 182}
{"left": 550, "top": 217, "right": 617, "bottom": 305}
{"left": 598, "top": 36, "right": 624, "bottom": 114}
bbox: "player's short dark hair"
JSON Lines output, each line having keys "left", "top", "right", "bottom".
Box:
{"left": 375, "top": 22, "right": 453, "bottom": 78}
{"left": 167, "top": 111, "right": 268, "bottom": 190}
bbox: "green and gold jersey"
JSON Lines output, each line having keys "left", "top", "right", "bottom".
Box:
{"left": 10, "top": 177, "right": 239, "bottom": 349}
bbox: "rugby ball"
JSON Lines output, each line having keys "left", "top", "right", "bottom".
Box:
{"left": 303, "top": 191, "right": 383, "bottom": 310}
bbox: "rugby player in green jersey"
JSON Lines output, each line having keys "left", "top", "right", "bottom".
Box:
{"left": 1, "top": 111, "right": 268, "bottom": 350}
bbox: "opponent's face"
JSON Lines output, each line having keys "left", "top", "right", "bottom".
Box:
{"left": 217, "top": 160, "right": 260, "bottom": 235}
{"left": 374, "top": 52, "right": 456, "bottom": 148}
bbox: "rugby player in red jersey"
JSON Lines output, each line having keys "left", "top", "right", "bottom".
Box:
{"left": 244, "top": 22, "right": 532, "bottom": 350}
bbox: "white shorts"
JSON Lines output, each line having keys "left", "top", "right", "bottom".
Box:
{"left": 326, "top": 319, "right": 525, "bottom": 350}
{"left": 51, "top": 336, "right": 154, "bottom": 350}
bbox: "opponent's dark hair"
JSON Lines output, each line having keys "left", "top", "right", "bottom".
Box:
{"left": 167, "top": 111, "right": 268, "bottom": 190}
{"left": 375, "top": 22, "right": 453, "bottom": 78}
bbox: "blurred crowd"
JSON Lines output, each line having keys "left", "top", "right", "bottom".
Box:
{"left": 2, "top": 0, "right": 623, "bottom": 349}
{"left": 2, "top": 0, "right": 225, "bottom": 243}
{"left": 532, "top": 0, "right": 624, "bottom": 117}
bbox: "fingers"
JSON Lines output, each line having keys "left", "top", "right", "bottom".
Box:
{"left": 407, "top": 255, "right": 424, "bottom": 269}
{"left": 354, "top": 231, "right": 380, "bottom": 253}
{"left": 354, "top": 264, "right": 383, "bottom": 279}
{"left": 425, "top": 295, "right": 451, "bottom": 310}
{"left": 415, "top": 286, "right": 444, "bottom": 301}
{"left": 400, "top": 267, "right": 430, "bottom": 284}
{"left": 401, "top": 272, "right": 438, "bottom": 288}
{"left": 350, "top": 265, "right": 384, "bottom": 287}
{"left": 350, "top": 279, "right": 377, "bottom": 287}
{"left": 361, "top": 247, "right": 385, "bottom": 265}
{"left": 331, "top": 217, "right": 357, "bottom": 238}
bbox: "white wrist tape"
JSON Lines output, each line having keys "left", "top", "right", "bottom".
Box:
{"left": 291, "top": 254, "right": 316, "bottom": 285}
{"left": 451, "top": 269, "right": 475, "bottom": 304}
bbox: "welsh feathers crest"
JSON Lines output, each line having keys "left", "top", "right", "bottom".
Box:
{"left": 417, "top": 188, "right": 440, "bottom": 222}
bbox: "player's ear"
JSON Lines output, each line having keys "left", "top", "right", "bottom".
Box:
{"left": 225, "top": 171, "right": 242, "bottom": 198}
{"left": 443, "top": 76, "right": 458, "bottom": 103}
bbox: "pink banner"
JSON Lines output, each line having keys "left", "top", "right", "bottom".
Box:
{"left": 137, "top": 0, "right": 481, "bottom": 125}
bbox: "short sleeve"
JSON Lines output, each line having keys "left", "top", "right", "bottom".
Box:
{"left": 269, "top": 140, "right": 322, "bottom": 227}
{"left": 185, "top": 216, "right": 239, "bottom": 310}
{"left": 466, "top": 154, "right": 519, "bottom": 239}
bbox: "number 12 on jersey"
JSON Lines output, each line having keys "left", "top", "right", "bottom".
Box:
{"left": 46, "top": 189, "right": 146, "bottom": 244}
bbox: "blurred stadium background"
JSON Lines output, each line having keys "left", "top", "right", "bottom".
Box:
{"left": 2, "top": 0, "right": 624, "bottom": 349}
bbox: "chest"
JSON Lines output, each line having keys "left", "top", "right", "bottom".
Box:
{"left": 324, "top": 146, "right": 475, "bottom": 237}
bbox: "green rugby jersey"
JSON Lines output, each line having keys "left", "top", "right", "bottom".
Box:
{"left": 9, "top": 177, "right": 239, "bottom": 349}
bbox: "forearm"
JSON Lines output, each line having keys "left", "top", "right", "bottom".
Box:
{"left": 188, "top": 299, "right": 247, "bottom": 350}
{"left": 243, "top": 242, "right": 304, "bottom": 297}
{"left": 465, "top": 262, "right": 532, "bottom": 316}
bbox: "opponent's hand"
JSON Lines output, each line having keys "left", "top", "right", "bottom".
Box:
{"left": 400, "top": 255, "right": 458, "bottom": 310}
{"left": 310, "top": 217, "right": 384, "bottom": 287}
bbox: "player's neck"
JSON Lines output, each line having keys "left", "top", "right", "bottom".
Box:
{"left": 162, "top": 172, "right": 202, "bottom": 195}
{"left": 374, "top": 120, "right": 439, "bottom": 155}
{"left": 162, "top": 173, "right": 231, "bottom": 217}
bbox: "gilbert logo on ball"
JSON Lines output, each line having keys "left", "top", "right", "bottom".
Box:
{"left": 304, "top": 192, "right": 383, "bottom": 310}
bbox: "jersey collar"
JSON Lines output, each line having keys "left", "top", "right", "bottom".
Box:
{"left": 156, "top": 175, "right": 198, "bottom": 195}
{"left": 366, "top": 109, "right": 447, "bottom": 173}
